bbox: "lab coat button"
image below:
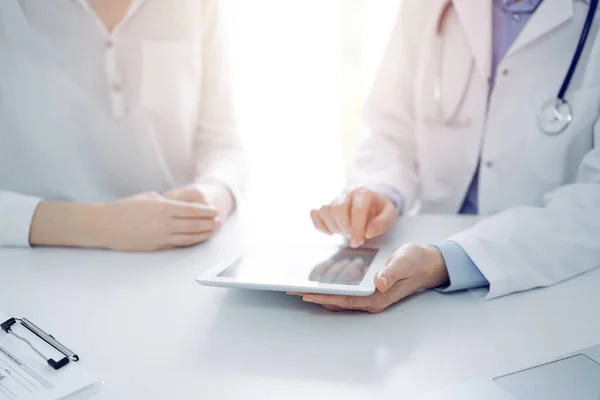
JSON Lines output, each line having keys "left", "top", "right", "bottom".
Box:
{"left": 485, "top": 161, "right": 494, "bottom": 168}
{"left": 111, "top": 84, "right": 122, "bottom": 93}
{"left": 502, "top": 68, "right": 510, "bottom": 77}
{"left": 105, "top": 40, "right": 114, "bottom": 50}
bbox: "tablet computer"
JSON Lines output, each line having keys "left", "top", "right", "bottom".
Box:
{"left": 196, "top": 245, "right": 381, "bottom": 296}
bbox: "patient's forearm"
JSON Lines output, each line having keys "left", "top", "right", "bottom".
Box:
{"left": 29, "top": 201, "right": 104, "bottom": 248}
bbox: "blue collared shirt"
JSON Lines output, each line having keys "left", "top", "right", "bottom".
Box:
{"left": 372, "top": 0, "right": 543, "bottom": 292}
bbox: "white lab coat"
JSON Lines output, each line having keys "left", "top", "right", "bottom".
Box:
{"left": 351, "top": 0, "right": 600, "bottom": 299}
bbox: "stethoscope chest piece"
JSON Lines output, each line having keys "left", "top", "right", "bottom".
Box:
{"left": 538, "top": 98, "right": 573, "bottom": 135}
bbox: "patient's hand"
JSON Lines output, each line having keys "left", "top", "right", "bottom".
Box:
{"left": 30, "top": 192, "right": 220, "bottom": 251}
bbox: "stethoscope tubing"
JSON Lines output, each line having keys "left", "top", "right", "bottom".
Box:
{"left": 558, "top": 0, "right": 599, "bottom": 100}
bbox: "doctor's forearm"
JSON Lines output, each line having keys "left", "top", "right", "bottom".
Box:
{"left": 29, "top": 201, "right": 106, "bottom": 248}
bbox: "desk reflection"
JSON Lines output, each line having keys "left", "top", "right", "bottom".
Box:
{"left": 194, "top": 289, "right": 432, "bottom": 385}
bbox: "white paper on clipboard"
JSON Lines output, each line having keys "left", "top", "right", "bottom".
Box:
{"left": 0, "top": 311, "right": 102, "bottom": 400}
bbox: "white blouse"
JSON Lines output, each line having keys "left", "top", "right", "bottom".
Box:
{"left": 0, "top": 0, "right": 244, "bottom": 247}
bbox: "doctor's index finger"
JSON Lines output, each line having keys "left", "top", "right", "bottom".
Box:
{"left": 164, "top": 199, "right": 218, "bottom": 219}
{"left": 349, "top": 189, "right": 374, "bottom": 247}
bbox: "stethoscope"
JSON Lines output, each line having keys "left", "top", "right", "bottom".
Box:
{"left": 433, "top": 0, "right": 599, "bottom": 135}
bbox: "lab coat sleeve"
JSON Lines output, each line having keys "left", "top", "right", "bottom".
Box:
{"left": 348, "top": 2, "right": 424, "bottom": 211}
{"left": 194, "top": 0, "right": 246, "bottom": 205}
{"left": 0, "top": 191, "right": 42, "bottom": 247}
{"left": 450, "top": 133, "right": 600, "bottom": 299}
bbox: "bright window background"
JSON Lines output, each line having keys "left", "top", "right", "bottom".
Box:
{"left": 222, "top": 0, "right": 399, "bottom": 235}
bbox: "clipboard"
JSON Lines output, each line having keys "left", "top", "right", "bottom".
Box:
{"left": 0, "top": 311, "right": 102, "bottom": 400}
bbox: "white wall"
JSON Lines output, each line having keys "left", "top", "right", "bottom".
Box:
{"left": 222, "top": 0, "right": 400, "bottom": 234}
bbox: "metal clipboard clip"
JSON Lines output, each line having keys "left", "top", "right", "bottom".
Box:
{"left": 1, "top": 317, "right": 79, "bottom": 370}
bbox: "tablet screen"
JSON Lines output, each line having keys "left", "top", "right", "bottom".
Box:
{"left": 218, "top": 246, "right": 378, "bottom": 286}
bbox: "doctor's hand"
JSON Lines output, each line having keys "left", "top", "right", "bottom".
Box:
{"left": 311, "top": 187, "right": 398, "bottom": 248}
{"left": 164, "top": 182, "right": 235, "bottom": 222}
{"left": 289, "top": 245, "right": 449, "bottom": 314}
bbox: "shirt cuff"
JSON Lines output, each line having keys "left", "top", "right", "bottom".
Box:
{"left": 434, "top": 241, "right": 489, "bottom": 292}
{"left": 196, "top": 173, "right": 243, "bottom": 211}
{"left": 0, "top": 192, "right": 43, "bottom": 248}
{"left": 364, "top": 184, "right": 405, "bottom": 215}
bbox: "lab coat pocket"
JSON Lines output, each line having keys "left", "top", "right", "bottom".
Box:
{"left": 140, "top": 41, "right": 199, "bottom": 124}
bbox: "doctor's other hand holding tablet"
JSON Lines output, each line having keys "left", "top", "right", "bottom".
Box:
{"left": 291, "top": 243, "right": 449, "bottom": 314}
{"left": 301, "top": 0, "right": 600, "bottom": 312}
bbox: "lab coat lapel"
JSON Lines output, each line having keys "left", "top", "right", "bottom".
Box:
{"left": 505, "top": 0, "right": 574, "bottom": 58}
{"left": 451, "top": 0, "right": 493, "bottom": 82}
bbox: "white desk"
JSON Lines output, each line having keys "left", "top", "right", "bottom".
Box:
{"left": 0, "top": 215, "right": 599, "bottom": 400}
